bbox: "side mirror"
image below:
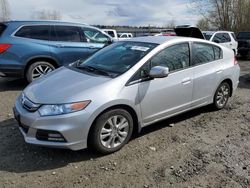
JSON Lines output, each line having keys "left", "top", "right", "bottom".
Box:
{"left": 149, "top": 66, "right": 169, "bottom": 78}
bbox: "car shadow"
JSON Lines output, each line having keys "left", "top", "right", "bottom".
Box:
{"left": 0, "top": 105, "right": 213, "bottom": 174}
{"left": 136, "top": 105, "right": 213, "bottom": 138}
{"left": 0, "top": 78, "right": 27, "bottom": 92}
{"left": 239, "top": 74, "right": 250, "bottom": 89}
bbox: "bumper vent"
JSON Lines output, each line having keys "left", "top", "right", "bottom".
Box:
{"left": 36, "top": 130, "right": 66, "bottom": 142}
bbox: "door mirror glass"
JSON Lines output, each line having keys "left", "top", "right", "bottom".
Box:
{"left": 149, "top": 66, "right": 169, "bottom": 78}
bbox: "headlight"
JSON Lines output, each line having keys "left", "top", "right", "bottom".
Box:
{"left": 38, "top": 101, "right": 91, "bottom": 116}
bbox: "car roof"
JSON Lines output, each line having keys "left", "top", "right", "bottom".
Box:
{"left": 3, "top": 20, "right": 88, "bottom": 27}
{"left": 126, "top": 36, "right": 204, "bottom": 44}
{"left": 203, "top": 31, "right": 234, "bottom": 34}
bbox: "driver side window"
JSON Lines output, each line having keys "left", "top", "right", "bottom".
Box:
{"left": 82, "top": 27, "right": 110, "bottom": 44}
{"left": 151, "top": 43, "right": 190, "bottom": 72}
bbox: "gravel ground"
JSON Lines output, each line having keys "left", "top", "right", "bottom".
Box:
{"left": 0, "top": 61, "right": 249, "bottom": 188}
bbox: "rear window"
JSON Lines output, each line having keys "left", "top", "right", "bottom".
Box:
{"left": 15, "top": 25, "right": 50, "bottom": 40}
{"left": 0, "top": 24, "right": 7, "bottom": 36}
{"left": 237, "top": 32, "right": 250, "bottom": 40}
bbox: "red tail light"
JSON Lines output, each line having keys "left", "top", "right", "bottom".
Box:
{"left": 234, "top": 57, "right": 238, "bottom": 65}
{"left": 0, "top": 44, "right": 11, "bottom": 54}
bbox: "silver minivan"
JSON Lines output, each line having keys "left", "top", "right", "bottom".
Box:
{"left": 14, "top": 34, "right": 240, "bottom": 154}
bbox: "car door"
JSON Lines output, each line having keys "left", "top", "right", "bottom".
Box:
{"left": 50, "top": 25, "right": 110, "bottom": 66}
{"left": 49, "top": 25, "right": 93, "bottom": 65}
{"left": 138, "top": 43, "right": 193, "bottom": 125}
{"left": 191, "top": 42, "right": 223, "bottom": 107}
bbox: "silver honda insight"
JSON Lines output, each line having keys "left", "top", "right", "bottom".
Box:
{"left": 13, "top": 36, "right": 240, "bottom": 154}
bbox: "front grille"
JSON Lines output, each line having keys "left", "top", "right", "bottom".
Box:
{"left": 21, "top": 94, "right": 40, "bottom": 112}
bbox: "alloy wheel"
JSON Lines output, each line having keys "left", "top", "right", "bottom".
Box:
{"left": 100, "top": 115, "right": 129, "bottom": 149}
{"left": 216, "top": 84, "right": 230, "bottom": 107}
{"left": 31, "top": 64, "right": 54, "bottom": 80}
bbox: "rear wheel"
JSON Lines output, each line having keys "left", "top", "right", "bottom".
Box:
{"left": 26, "top": 61, "right": 55, "bottom": 83}
{"left": 89, "top": 109, "right": 133, "bottom": 154}
{"left": 213, "top": 82, "right": 231, "bottom": 110}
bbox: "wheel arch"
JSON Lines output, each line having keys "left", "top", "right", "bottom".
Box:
{"left": 24, "top": 56, "right": 60, "bottom": 77}
{"left": 87, "top": 104, "right": 140, "bottom": 146}
{"left": 216, "top": 78, "right": 233, "bottom": 97}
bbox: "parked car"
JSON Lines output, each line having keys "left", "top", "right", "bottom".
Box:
{"left": 0, "top": 20, "right": 112, "bottom": 82}
{"left": 236, "top": 31, "right": 250, "bottom": 58}
{"left": 202, "top": 31, "right": 238, "bottom": 54}
{"left": 154, "top": 29, "right": 176, "bottom": 36}
{"left": 102, "top": 29, "right": 119, "bottom": 41}
{"left": 14, "top": 33, "right": 240, "bottom": 154}
{"left": 154, "top": 32, "right": 176, "bottom": 36}
{"left": 118, "top": 33, "right": 133, "bottom": 40}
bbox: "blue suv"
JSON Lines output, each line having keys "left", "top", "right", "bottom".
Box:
{"left": 0, "top": 21, "right": 112, "bottom": 82}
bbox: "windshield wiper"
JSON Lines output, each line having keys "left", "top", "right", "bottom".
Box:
{"left": 77, "top": 65, "right": 113, "bottom": 77}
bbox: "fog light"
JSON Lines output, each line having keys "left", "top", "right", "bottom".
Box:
{"left": 36, "top": 130, "right": 66, "bottom": 142}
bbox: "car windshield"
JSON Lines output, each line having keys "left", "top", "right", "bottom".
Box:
{"left": 237, "top": 32, "right": 250, "bottom": 39}
{"left": 78, "top": 41, "right": 157, "bottom": 76}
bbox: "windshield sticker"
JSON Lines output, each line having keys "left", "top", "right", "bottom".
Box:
{"left": 131, "top": 46, "right": 150, "bottom": 52}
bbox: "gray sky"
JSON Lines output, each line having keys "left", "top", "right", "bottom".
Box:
{"left": 8, "top": 0, "right": 200, "bottom": 26}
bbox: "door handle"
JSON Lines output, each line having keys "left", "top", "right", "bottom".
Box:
{"left": 56, "top": 44, "right": 64, "bottom": 48}
{"left": 88, "top": 46, "right": 98, "bottom": 49}
{"left": 181, "top": 78, "right": 191, "bottom": 84}
{"left": 216, "top": 70, "right": 222, "bottom": 74}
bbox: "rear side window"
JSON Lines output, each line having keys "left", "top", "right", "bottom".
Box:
{"left": 0, "top": 24, "right": 6, "bottom": 36}
{"left": 214, "top": 46, "right": 223, "bottom": 60}
{"left": 54, "top": 26, "right": 81, "bottom": 42}
{"left": 107, "top": 31, "right": 115, "bottom": 37}
{"left": 15, "top": 25, "right": 50, "bottom": 40}
{"left": 82, "top": 28, "right": 110, "bottom": 44}
{"left": 151, "top": 43, "right": 190, "bottom": 72}
{"left": 193, "top": 42, "right": 222, "bottom": 65}
{"left": 213, "top": 33, "right": 231, "bottom": 43}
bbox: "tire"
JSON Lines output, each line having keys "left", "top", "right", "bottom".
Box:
{"left": 213, "top": 82, "right": 231, "bottom": 110}
{"left": 26, "top": 61, "right": 56, "bottom": 83}
{"left": 89, "top": 109, "right": 134, "bottom": 154}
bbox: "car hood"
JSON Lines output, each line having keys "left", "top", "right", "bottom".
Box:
{"left": 24, "top": 67, "right": 112, "bottom": 104}
{"left": 175, "top": 26, "right": 205, "bottom": 39}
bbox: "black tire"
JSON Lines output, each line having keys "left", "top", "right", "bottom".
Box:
{"left": 26, "top": 61, "right": 55, "bottom": 83}
{"left": 213, "top": 82, "right": 231, "bottom": 110}
{"left": 89, "top": 109, "right": 134, "bottom": 154}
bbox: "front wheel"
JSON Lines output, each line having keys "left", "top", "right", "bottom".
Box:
{"left": 89, "top": 109, "right": 134, "bottom": 154}
{"left": 26, "top": 61, "right": 55, "bottom": 83}
{"left": 213, "top": 82, "right": 231, "bottom": 110}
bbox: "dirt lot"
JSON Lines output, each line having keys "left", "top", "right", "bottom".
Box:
{"left": 0, "top": 61, "right": 249, "bottom": 188}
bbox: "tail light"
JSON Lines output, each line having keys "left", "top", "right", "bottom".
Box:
{"left": 0, "top": 44, "right": 11, "bottom": 54}
{"left": 233, "top": 57, "right": 238, "bottom": 65}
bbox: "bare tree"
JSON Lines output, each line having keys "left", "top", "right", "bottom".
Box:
{"left": 33, "top": 9, "right": 62, "bottom": 20}
{"left": 164, "top": 19, "right": 176, "bottom": 28}
{"left": 196, "top": 18, "right": 210, "bottom": 30}
{"left": 191, "top": 0, "right": 250, "bottom": 32}
{"left": 0, "top": 0, "right": 10, "bottom": 22}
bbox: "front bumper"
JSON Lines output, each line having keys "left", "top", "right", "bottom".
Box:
{"left": 13, "top": 97, "right": 93, "bottom": 151}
